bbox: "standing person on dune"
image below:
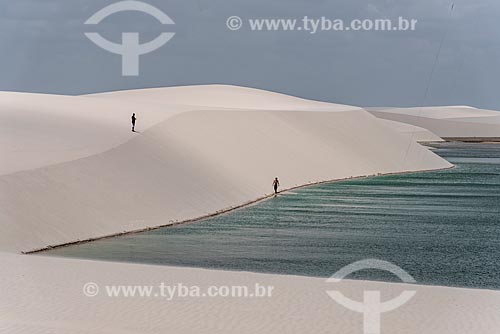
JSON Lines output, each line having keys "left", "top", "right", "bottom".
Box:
{"left": 272, "top": 177, "right": 280, "bottom": 195}
{"left": 131, "top": 113, "right": 137, "bottom": 132}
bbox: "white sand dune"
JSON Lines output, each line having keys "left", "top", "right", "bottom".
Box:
{"left": 368, "top": 106, "right": 500, "bottom": 138}
{"left": 3, "top": 85, "right": 499, "bottom": 334}
{"left": 0, "top": 85, "right": 451, "bottom": 253}
{"left": 0, "top": 91, "right": 187, "bottom": 175}
{"left": 376, "top": 119, "right": 443, "bottom": 142}
{"left": 0, "top": 85, "right": 362, "bottom": 176}
{"left": 86, "top": 84, "right": 357, "bottom": 111}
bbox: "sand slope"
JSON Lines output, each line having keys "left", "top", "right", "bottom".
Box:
{"left": 368, "top": 106, "right": 500, "bottom": 138}
{"left": 0, "top": 85, "right": 363, "bottom": 176}
{"left": 0, "top": 91, "right": 191, "bottom": 175}
{"left": 86, "top": 84, "right": 358, "bottom": 111}
{"left": 0, "top": 110, "right": 450, "bottom": 253}
{"left": 0, "top": 85, "right": 451, "bottom": 253}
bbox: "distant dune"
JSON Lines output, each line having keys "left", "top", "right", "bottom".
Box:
{"left": 368, "top": 106, "right": 500, "bottom": 139}
{"left": 376, "top": 118, "right": 443, "bottom": 142}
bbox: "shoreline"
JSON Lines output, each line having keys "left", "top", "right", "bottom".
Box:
{"left": 442, "top": 137, "right": 500, "bottom": 143}
{"left": 27, "top": 164, "right": 455, "bottom": 255}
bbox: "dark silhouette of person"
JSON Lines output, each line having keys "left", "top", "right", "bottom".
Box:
{"left": 272, "top": 177, "right": 280, "bottom": 195}
{"left": 131, "top": 113, "right": 137, "bottom": 132}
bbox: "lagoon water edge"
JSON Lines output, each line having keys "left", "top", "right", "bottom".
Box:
{"left": 46, "top": 143, "right": 500, "bottom": 290}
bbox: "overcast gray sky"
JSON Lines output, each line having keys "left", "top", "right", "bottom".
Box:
{"left": 1, "top": 0, "right": 499, "bottom": 109}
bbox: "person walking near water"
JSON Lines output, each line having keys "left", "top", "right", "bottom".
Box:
{"left": 272, "top": 177, "right": 280, "bottom": 195}
{"left": 131, "top": 113, "right": 137, "bottom": 132}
